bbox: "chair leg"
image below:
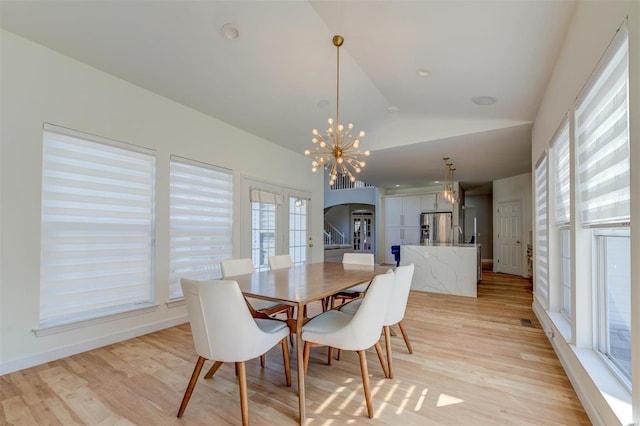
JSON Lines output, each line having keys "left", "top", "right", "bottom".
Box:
{"left": 383, "top": 325, "right": 393, "bottom": 379}
{"left": 280, "top": 337, "right": 291, "bottom": 387}
{"left": 204, "top": 361, "right": 224, "bottom": 379}
{"left": 236, "top": 362, "right": 249, "bottom": 426}
{"left": 357, "top": 350, "right": 374, "bottom": 419}
{"left": 177, "top": 356, "right": 206, "bottom": 418}
{"left": 303, "top": 341, "right": 311, "bottom": 375}
{"left": 374, "top": 341, "right": 390, "bottom": 379}
{"left": 260, "top": 354, "right": 265, "bottom": 367}
{"left": 398, "top": 320, "right": 413, "bottom": 354}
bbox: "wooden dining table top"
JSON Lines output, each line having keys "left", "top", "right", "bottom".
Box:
{"left": 232, "top": 261, "right": 392, "bottom": 305}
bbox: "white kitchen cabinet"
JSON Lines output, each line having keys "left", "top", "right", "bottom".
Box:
{"left": 384, "top": 195, "right": 421, "bottom": 227}
{"left": 421, "top": 194, "right": 437, "bottom": 211}
{"left": 421, "top": 192, "right": 453, "bottom": 212}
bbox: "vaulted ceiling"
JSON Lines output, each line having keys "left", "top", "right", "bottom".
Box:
{"left": 0, "top": 0, "right": 576, "bottom": 192}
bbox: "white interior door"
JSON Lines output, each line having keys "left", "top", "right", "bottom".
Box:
{"left": 496, "top": 200, "right": 522, "bottom": 275}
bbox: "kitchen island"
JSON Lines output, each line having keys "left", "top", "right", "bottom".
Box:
{"left": 401, "top": 243, "right": 481, "bottom": 297}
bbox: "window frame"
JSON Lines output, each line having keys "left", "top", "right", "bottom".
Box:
{"left": 168, "top": 156, "right": 233, "bottom": 300}
{"left": 592, "top": 227, "right": 631, "bottom": 389}
{"left": 38, "top": 123, "right": 156, "bottom": 331}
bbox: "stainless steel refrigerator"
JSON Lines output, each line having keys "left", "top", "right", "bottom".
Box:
{"left": 420, "top": 212, "right": 453, "bottom": 244}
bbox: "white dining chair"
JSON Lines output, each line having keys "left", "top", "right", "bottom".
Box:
{"left": 177, "top": 278, "right": 291, "bottom": 425}
{"left": 329, "top": 252, "right": 375, "bottom": 308}
{"left": 301, "top": 270, "right": 394, "bottom": 419}
{"left": 340, "top": 263, "right": 415, "bottom": 378}
{"left": 221, "top": 258, "right": 292, "bottom": 318}
{"left": 268, "top": 254, "right": 294, "bottom": 270}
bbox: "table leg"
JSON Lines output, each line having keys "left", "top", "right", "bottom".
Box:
{"left": 296, "top": 302, "right": 306, "bottom": 424}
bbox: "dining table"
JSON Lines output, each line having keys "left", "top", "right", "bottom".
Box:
{"left": 232, "top": 261, "right": 391, "bottom": 425}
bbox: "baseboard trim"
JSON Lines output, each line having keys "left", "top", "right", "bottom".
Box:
{"left": 0, "top": 315, "right": 188, "bottom": 375}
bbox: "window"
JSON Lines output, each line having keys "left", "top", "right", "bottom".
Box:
{"left": 551, "top": 117, "right": 571, "bottom": 319}
{"left": 250, "top": 189, "right": 282, "bottom": 271}
{"left": 595, "top": 231, "right": 631, "bottom": 384}
{"left": 575, "top": 26, "right": 629, "bottom": 227}
{"left": 289, "top": 197, "right": 308, "bottom": 265}
{"left": 39, "top": 124, "right": 156, "bottom": 327}
{"left": 575, "top": 24, "right": 630, "bottom": 385}
{"left": 169, "top": 157, "right": 233, "bottom": 300}
{"left": 559, "top": 229, "right": 571, "bottom": 318}
{"left": 534, "top": 154, "right": 548, "bottom": 308}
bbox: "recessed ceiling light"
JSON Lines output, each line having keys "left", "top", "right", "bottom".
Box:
{"left": 221, "top": 23, "right": 239, "bottom": 40}
{"left": 387, "top": 105, "right": 399, "bottom": 112}
{"left": 434, "top": 180, "right": 440, "bottom": 184}
{"left": 416, "top": 68, "right": 431, "bottom": 77}
{"left": 472, "top": 95, "right": 496, "bottom": 105}
{"left": 395, "top": 184, "right": 401, "bottom": 187}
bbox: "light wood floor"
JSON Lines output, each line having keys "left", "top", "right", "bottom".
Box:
{"left": 1, "top": 271, "right": 590, "bottom": 425}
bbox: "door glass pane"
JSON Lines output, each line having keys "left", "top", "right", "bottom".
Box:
{"left": 251, "top": 202, "right": 276, "bottom": 271}
{"left": 289, "top": 198, "right": 307, "bottom": 265}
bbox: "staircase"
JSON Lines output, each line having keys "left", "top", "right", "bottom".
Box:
{"left": 324, "top": 221, "right": 348, "bottom": 247}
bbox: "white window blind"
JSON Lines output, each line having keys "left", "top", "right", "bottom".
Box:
{"left": 534, "top": 154, "right": 549, "bottom": 307}
{"left": 552, "top": 117, "right": 571, "bottom": 225}
{"left": 40, "top": 124, "right": 156, "bottom": 326}
{"left": 169, "top": 157, "right": 233, "bottom": 299}
{"left": 250, "top": 188, "right": 283, "bottom": 205}
{"left": 575, "top": 25, "right": 629, "bottom": 226}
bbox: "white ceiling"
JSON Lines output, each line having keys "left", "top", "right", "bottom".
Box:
{"left": 0, "top": 0, "right": 576, "bottom": 192}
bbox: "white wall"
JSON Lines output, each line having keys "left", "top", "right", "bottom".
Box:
{"left": 531, "top": 1, "right": 639, "bottom": 424}
{"left": 492, "top": 173, "right": 532, "bottom": 277}
{"left": 0, "top": 31, "right": 324, "bottom": 374}
{"left": 465, "top": 194, "right": 493, "bottom": 258}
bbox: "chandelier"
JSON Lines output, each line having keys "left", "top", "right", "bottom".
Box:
{"left": 305, "top": 35, "right": 369, "bottom": 186}
{"left": 442, "top": 157, "right": 458, "bottom": 203}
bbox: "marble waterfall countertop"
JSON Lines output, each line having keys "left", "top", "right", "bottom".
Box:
{"left": 400, "top": 244, "right": 479, "bottom": 297}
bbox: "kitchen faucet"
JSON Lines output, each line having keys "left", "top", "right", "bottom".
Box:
{"left": 451, "top": 225, "right": 463, "bottom": 245}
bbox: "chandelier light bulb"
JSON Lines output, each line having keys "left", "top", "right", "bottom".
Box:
{"left": 312, "top": 129, "right": 319, "bottom": 135}
{"left": 348, "top": 123, "right": 354, "bottom": 129}
{"left": 364, "top": 151, "right": 370, "bottom": 156}
{"left": 305, "top": 150, "right": 310, "bottom": 155}
{"left": 320, "top": 141, "right": 326, "bottom": 148}
{"left": 328, "top": 118, "right": 333, "bottom": 125}
{"left": 338, "top": 124, "right": 344, "bottom": 131}
{"left": 337, "top": 157, "right": 343, "bottom": 164}
{"left": 353, "top": 140, "right": 359, "bottom": 148}
{"left": 359, "top": 131, "right": 365, "bottom": 137}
